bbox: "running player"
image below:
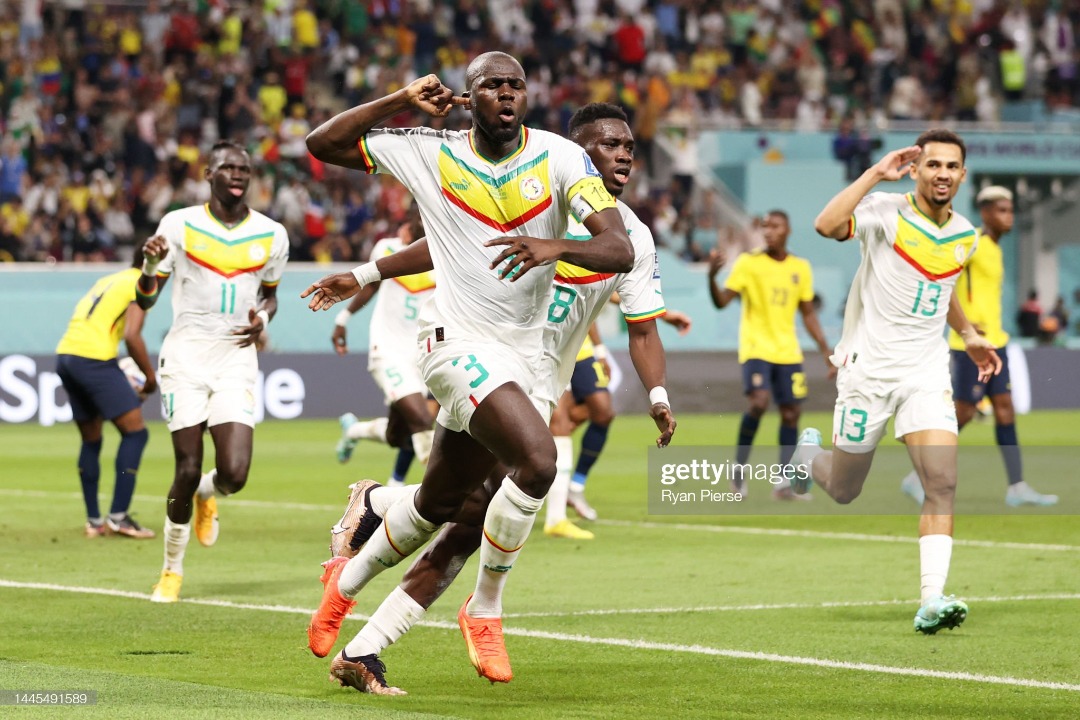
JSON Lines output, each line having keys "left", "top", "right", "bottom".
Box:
{"left": 899, "top": 185, "right": 1057, "bottom": 507}
{"left": 793, "top": 129, "right": 1000, "bottom": 633}
{"left": 311, "top": 102, "right": 675, "bottom": 695}
{"left": 331, "top": 203, "right": 435, "bottom": 485}
{"left": 136, "top": 140, "right": 290, "bottom": 603}
{"left": 55, "top": 242, "right": 157, "bottom": 539}
{"left": 301, "top": 55, "right": 635, "bottom": 683}
{"left": 707, "top": 210, "right": 831, "bottom": 498}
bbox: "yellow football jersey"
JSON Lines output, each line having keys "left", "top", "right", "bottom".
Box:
{"left": 576, "top": 334, "right": 595, "bottom": 362}
{"left": 56, "top": 267, "right": 141, "bottom": 360}
{"left": 724, "top": 250, "right": 814, "bottom": 364}
{"left": 948, "top": 230, "right": 1009, "bottom": 350}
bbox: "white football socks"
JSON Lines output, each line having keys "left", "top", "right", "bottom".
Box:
{"left": 411, "top": 429, "right": 434, "bottom": 464}
{"left": 919, "top": 534, "right": 953, "bottom": 603}
{"left": 346, "top": 417, "right": 389, "bottom": 443}
{"left": 343, "top": 586, "right": 427, "bottom": 658}
{"left": 162, "top": 518, "right": 191, "bottom": 574}
{"left": 369, "top": 483, "right": 420, "bottom": 519}
{"left": 337, "top": 496, "right": 438, "bottom": 598}
{"left": 544, "top": 436, "right": 574, "bottom": 527}
{"left": 467, "top": 478, "right": 544, "bottom": 618}
{"left": 196, "top": 469, "right": 218, "bottom": 500}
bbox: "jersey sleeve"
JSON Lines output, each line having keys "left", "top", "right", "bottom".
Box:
{"left": 549, "top": 137, "right": 617, "bottom": 223}
{"left": 260, "top": 223, "right": 291, "bottom": 287}
{"left": 357, "top": 127, "right": 446, "bottom": 181}
{"left": 799, "top": 259, "right": 815, "bottom": 303}
{"left": 617, "top": 226, "right": 666, "bottom": 324}
{"left": 152, "top": 211, "right": 185, "bottom": 277}
{"left": 849, "top": 192, "right": 891, "bottom": 244}
{"left": 722, "top": 254, "right": 748, "bottom": 294}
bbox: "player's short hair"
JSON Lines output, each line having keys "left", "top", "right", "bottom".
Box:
{"left": 915, "top": 128, "right": 966, "bottom": 163}
{"left": 765, "top": 209, "right": 790, "bottom": 225}
{"left": 976, "top": 185, "right": 1013, "bottom": 205}
{"left": 465, "top": 51, "right": 522, "bottom": 90}
{"left": 209, "top": 139, "right": 249, "bottom": 160}
{"left": 568, "top": 103, "right": 629, "bottom": 140}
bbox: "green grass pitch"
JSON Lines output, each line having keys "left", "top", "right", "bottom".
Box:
{"left": 1, "top": 411, "right": 1077, "bottom": 719}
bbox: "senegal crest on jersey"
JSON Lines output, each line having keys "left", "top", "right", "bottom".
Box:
{"left": 182, "top": 220, "right": 275, "bottom": 279}
{"left": 891, "top": 209, "right": 977, "bottom": 282}
{"left": 437, "top": 136, "right": 553, "bottom": 232}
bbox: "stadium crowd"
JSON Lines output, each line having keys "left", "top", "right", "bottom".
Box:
{"left": 0, "top": 0, "right": 1076, "bottom": 263}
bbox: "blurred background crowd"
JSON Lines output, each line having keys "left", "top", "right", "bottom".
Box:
{"left": 0, "top": 0, "right": 1076, "bottom": 267}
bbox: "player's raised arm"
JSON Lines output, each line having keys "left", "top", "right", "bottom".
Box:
{"left": 706, "top": 248, "right": 738, "bottom": 308}
{"left": 302, "top": 238, "right": 434, "bottom": 311}
{"left": 135, "top": 235, "right": 169, "bottom": 310}
{"left": 306, "top": 76, "right": 467, "bottom": 171}
{"left": 814, "top": 146, "right": 921, "bottom": 239}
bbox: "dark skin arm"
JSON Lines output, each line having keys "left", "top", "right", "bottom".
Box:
{"left": 233, "top": 285, "right": 278, "bottom": 348}
{"left": 303, "top": 238, "right": 433, "bottom": 311}
{"left": 486, "top": 206, "right": 634, "bottom": 280}
{"left": 122, "top": 302, "right": 156, "bottom": 398}
{"left": 798, "top": 300, "right": 836, "bottom": 380}
{"left": 707, "top": 249, "right": 738, "bottom": 308}
{"left": 331, "top": 282, "right": 380, "bottom": 355}
{"left": 136, "top": 235, "right": 169, "bottom": 310}
{"left": 306, "top": 75, "right": 463, "bottom": 170}
{"left": 627, "top": 319, "right": 676, "bottom": 447}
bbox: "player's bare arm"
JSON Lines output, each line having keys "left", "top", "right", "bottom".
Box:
{"left": 661, "top": 309, "right": 692, "bottom": 335}
{"left": 306, "top": 75, "right": 467, "bottom": 171}
{"left": 799, "top": 300, "right": 836, "bottom": 380}
{"left": 814, "top": 146, "right": 921, "bottom": 239}
{"left": 303, "top": 238, "right": 433, "bottom": 311}
{"left": 331, "top": 283, "right": 380, "bottom": 355}
{"left": 122, "top": 302, "right": 156, "bottom": 398}
{"left": 486, "top": 206, "right": 633, "bottom": 281}
{"left": 627, "top": 319, "right": 676, "bottom": 447}
{"left": 136, "top": 235, "right": 168, "bottom": 310}
{"left": 707, "top": 249, "right": 737, "bottom": 308}
{"left": 947, "top": 291, "right": 1001, "bottom": 382}
{"left": 233, "top": 285, "right": 278, "bottom": 348}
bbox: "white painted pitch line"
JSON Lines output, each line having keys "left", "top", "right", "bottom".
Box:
{"left": 1, "top": 579, "right": 1078, "bottom": 693}
{"left": 596, "top": 518, "right": 1080, "bottom": 553}
{"left": 3, "top": 488, "right": 1078, "bottom": 552}
{"left": 502, "top": 593, "right": 1080, "bottom": 619}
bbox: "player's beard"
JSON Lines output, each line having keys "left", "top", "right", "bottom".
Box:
{"left": 474, "top": 111, "right": 521, "bottom": 146}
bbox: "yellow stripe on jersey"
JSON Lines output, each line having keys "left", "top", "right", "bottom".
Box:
{"left": 181, "top": 221, "right": 276, "bottom": 279}
{"left": 357, "top": 135, "right": 378, "bottom": 174}
{"left": 379, "top": 244, "right": 436, "bottom": 293}
{"left": 56, "top": 267, "right": 141, "bottom": 360}
{"left": 576, "top": 334, "right": 595, "bottom": 362}
{"left": 948, "top": 230, "right": 1008, "bottom": 350}
{"left": 891, "top": 213, "right": 977, "bottom": 281}
{"left": 625, "top": 307, "right": 666, "bottom": 324}
{"left": 437, "top": 141, "right": 554, "bottom": 232}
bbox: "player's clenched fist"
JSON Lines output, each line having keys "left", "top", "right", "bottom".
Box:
{"left": 405, "top": 75, "right": 470, "bottom": 118}
{"left": 143, "top": 235, "right": 169, "bottom": 262}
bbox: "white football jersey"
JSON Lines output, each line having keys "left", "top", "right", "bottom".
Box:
{"left": 358, "top": 126, "right": 618, "bottom": 358}
{"left": 368, "top": 236, "right": 436, "bottom": 355}
{"left": 154, "top": 204, "right": 290, "bottom": 340}
{"left": 536, "top": 201, "right": 665, "bottom": 405}
{"left": 834, "top": 192, "right": 977, "bottom": 380}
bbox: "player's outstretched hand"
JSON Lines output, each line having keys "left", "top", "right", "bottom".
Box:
{"left": 663, "top": 309, "right": 692, "bottom": 335}
{"left": 650, "top": 402, "right": 676, "bottom": 448}
{"left": 233, "top": 307, "right": 266, "bottom": 348}
{"left": 707, "top": 248, "right": 726, "bottom": 276}
{"left": 143, "top": 235, "right": 169, "bottom": 262}
{"left": 964, "top": 334, "right": 1002, "bottom": 382}
{"left": 404, "top": 74, "right": 470, "bottom": 118}
{"left": 872, "top": 146, "right": 921, "bottom": 182}
{"left": 824, "top": 355, "right": 838, "bottom": 381}
{"left": 332, "top": 325, "right": 349, "bottom": 355}
{"left": 485, "top": 236, "right": 561, "bottom": 281}
{"left": 302, "top": 272, "right": 361, "bottom": 311}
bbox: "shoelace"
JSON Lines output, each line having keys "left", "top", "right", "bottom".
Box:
{"left": 349, "top": 489, "right": 384, "bottom": 552}
{"left": 359, "top": 655, "right": 390, "bottom": 687}
{"left": 470, "top": 621, "right": 506, "bottom": 656}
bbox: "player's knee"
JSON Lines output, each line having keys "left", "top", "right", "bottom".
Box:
{"left": 174, "top": 455, "right": 202, "bottom": 486}
{"left": 515, "top": 445, "right": 557, "bottom": 496}
{"left": 215, "top": 458, "right": 251, "bottom": 495}
{"left": 779, "top": 406, "right": 800, "bottom": 426}
{"left": 747, "top": 397, "right": 769, "bottom": 417}
{"left": 992, "top": 397, "right": 1014, "bottom": 425}
{"left": 922, "top": 468, "right": 957, "bottom": 499}
{"left": 832, "top": 487, "right": 863, "bottom": 505}
{"left": 591, "top": 405, "right": 616, "bottom": 427}
{"left": 955, "top": 402, "right": 977, "bottom": 428}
